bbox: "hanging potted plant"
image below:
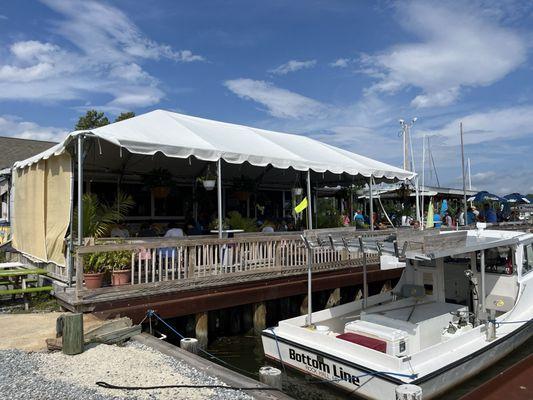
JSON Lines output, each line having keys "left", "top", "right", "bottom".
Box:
{"left": 83, "top": 252, "right": 108, "bottom": 289}
{"left": 232, "top": 175, "right": 255, "bottom": 201}
{"left": 143, "top": 168, "right": 174, "bottom": 199}
{"left": 110, "top": 250, "right": 132, "bottom": 286}
{"left": 292, "top": 187, "right": 303, "bottom": 196}
{"left": 198, "top": 164, "right": 216, "bottom": 191}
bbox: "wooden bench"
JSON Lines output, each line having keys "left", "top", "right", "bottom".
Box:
{"left": 0, "top": 286, "right": 53, "bottom": 295}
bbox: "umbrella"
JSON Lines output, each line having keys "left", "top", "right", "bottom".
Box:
{"left": 503, "top": 193, "right": 530, "bottom": 204}
{"left": 467, "top": 191, "right": 507, "bottom": 203}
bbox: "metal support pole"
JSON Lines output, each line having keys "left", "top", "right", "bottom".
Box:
{"left": 306, "top": 170, "right": 313, "bottom": 230}
{"left": 415, "top": 176, "right": 421, "bottom": 223}
{"left": 67, "top": 156, "right": 75, "bottom": 287}
{"left": 480, "top": 249, "right": 486, "bottom": 319}
{"left": 358, "top": 236, "right": 368, "bottom": 309}
{"left": 77, "top": 135, "right": 84, "bottom": 246}
{"left": 217, "top": 159, "right": 223, "bottom": 239}
{"left": 302, "top": 236, "right": 313, "bottom": 326}
{"left": 369, "top": 176, "right": 374, "bottom": 231}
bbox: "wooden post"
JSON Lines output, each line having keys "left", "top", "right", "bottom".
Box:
{"left": 62, "top": 313, "right": 84, "bottom": 355}
{"left": 195, "top": 312, "right": 208, "bottom": 349}
{"left": 253, "top": 302, "right": 267, "bottom": 335}
{"left": 326, "top": 288, "right": 341, "bottom": 308}
{"left": 180, "top": 338, "right": 199, "bottom": 354}
{"left": 188, "top": 246, "right": 196, "bottom": 279}
{"left": 259, "top": 366, "right": 282, "bottom": 390}
{"left": 395, "top": 384, "right": 422, "bottom": 400}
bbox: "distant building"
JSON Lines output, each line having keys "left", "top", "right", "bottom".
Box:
{"left": 0, "top": 136, "right": 57, "bottom": 226}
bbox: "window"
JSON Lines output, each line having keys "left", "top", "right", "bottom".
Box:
{"left": 476, "top": 246, "right": 514, "bottom": 275}
{"left": 523, "top": 244, "right": 533, "bottom": 275}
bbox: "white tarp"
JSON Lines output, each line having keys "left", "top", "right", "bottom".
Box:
{"left": 13, "top": 109, "right": 415, "bottom": 180}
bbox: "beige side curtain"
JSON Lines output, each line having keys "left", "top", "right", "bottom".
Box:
{"left": 12, "top": 153, "right": 71, "bottom": 266}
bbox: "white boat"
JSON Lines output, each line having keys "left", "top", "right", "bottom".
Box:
{"left": 262, "top": 227, "right": 533, "bottom": 399}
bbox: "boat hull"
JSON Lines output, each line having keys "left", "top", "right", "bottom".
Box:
{"left": 262, "top": 321, "right": 532, "bottom": 400}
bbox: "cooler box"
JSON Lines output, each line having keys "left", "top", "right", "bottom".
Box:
{"left": 344, "top": 320, "right": 408, "bottom": 357}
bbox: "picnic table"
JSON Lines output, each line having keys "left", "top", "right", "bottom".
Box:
{"left": 0, "top": 263, "right": 52, "bottom": 309}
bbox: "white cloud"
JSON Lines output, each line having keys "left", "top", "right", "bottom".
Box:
{"left": 269, "top": 60, "right": 317, "bottom": 75}
{"left": 224, "top": 79, "right": 326, "bottom": 119}
{"left": 329, "top": 58, "right": 350, "bottom": 68}
{"left": 422, "top": 105, "right": 533, "bottom": 145}
{"left": 0, "top": 15, "right": 7, "bottom": 20}
{"left": 361, "top": 1, "right": 527, "bottom": 108}
{"left": 0, "top": 115, "right": 67, "bottom": 142}
{"left": 0, "top": 0, "right": 204, "bottom": 110}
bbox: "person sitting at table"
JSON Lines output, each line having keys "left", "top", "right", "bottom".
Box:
{"left": 164, "top": 221, "right": 185, "bottom": 238}
{"left": 111, "top": 223, "right": 129, "bottom": 238}
{"left": 433, "top": 212, "right": 442, "bottom": 228}
{"left": 138, "top": 222, "right": 157, "bottom": 237}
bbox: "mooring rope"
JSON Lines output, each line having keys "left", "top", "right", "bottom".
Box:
{"left": 146, "top": 309, "right": 259, "bottom": 378}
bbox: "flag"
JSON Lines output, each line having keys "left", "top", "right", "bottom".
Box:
{"left": 426, "top": 200, "right": 434, "bottom": 228}
{"left": 294, "top": 197, "right": 308, "bottom": 213}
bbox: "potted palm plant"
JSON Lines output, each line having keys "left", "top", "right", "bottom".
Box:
{"left": 198, "top": 164, "right": 216, "bottom": 190}
{"left": 110, "top": 250, "right": 132, "bottom": 286}
{"left": 83, "top": 252, "right": 108, "bottom": 289}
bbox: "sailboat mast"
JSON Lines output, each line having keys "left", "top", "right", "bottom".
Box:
{"left": 460, "top": 122, "right": 468, "bottom": 222}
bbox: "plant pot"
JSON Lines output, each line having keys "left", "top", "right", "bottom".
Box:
{"left": 84, "top": 272, "right": 104, "bottom": 289}
{"left": 233, "top": 191, "right": 250, "bottom": 201}
{"left": 152, "top": 186, "right": 171, "bottom": 199}
{"left": 203, "top": 180, "right": 216, "bottom": 191}
{"left": 111, "top": 269, "right": 131, "bottom": 286}
{"left": 292, "top": 188, "right": 303, "bottom": 196}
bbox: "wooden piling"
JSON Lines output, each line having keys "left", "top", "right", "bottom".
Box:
{"left": 259, "top": 366, "right": 282, "bottom": 390}
{"left": 253, "top": 302, "right": 267, "bottom": 335}
{"left": 195, "top": 312, "right": 208, "bottom": 348}
{"left": 326, "top": 288, "right": 341, "bottom": 308}
{"left": 61, "top": 313, "right": 84, "bottom": 355}
{"left": 180, "top": 338, "right": 199, "bottom": 354}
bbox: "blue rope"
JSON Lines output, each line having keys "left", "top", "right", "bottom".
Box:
{"left": 146, "top": 310, "right": 258, "bottom": 378}
{"left": 489, "top": 318, "right": 532, "bottom": 328}
{"left": 268, "top": 328, "right": 286, "bottom": 374}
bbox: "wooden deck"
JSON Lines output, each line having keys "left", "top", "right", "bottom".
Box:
{"left": 56, "top": 257, "right": 401, "bottom": 323}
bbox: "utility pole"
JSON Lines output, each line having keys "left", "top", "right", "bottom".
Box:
{"left": 460, "top": 122, "right": 468, "bottom": 222}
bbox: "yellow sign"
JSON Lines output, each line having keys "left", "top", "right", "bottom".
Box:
{"left": 294, "top": 197, "right": 308, "bottom": 213}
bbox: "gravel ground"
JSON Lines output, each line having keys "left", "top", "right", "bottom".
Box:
{"left": 0, "top": 341, "right": 254, "bottom": 400}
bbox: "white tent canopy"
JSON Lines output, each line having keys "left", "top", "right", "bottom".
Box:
{"left": 14, "top": 109, "right": 414, "bottom": 181}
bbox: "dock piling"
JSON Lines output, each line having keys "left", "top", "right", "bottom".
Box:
{"left": 253, "top": 302, "right": 267, "bottom": 335}
{"left": 259, "top": 366, "right": 282, "bottom": 390}
{"left": 180, "top": 338, "right": 199, "bottom": 354}
{"left": 396, "top": 384, "right": 422, "bottom": 400}
{"left": 195, "top": 312, "right": 208, "bottom": 348}
{"left": 61, "top": 313, "right": 84, "bottom": 355}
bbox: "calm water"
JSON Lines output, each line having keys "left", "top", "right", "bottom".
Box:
{"left": 205, "top": 334, "right": 533, "bottom": 400}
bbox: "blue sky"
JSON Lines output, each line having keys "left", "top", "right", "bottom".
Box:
{"left": 0, "top": 0, "right": 532, "bottom": 194}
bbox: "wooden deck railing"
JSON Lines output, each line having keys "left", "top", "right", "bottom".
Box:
{"left": 74, "top": 233, "right": 370, "bottom": 293}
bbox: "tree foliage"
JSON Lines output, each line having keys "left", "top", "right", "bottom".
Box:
{"left": 115, "top": 111, "right": 135, "bottom": 122}
{"left": 75, "top": 109, "right": 110, "bottom": 130}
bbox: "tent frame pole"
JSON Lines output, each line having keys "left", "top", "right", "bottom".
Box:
{"left": 306, "top": 170, "right": 313, "bottom": 230}
{"left": 480, "top": 249, "right": 486, "bottom": 320}
{"left": 77, "top": 134, "right": 84, "bottom": 246}
{"left": 369, "top": 176, "right": 374, "bottom": 231}
{"left": 75, "top": 134, "right": 84, "bottom": 294}
{"left": 67, "top": 156, "right": 75, "bottom": 287}
{"left": 217, "top": 159, "right": 223, "bottom": 239}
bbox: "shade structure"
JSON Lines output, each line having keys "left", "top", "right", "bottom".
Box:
{"left": 503, "top": 193, "right": 530, "bottom": 204}
{"left": 467, "top": 191, "right": 507, "bottom": 203}
{"left": 13, "top": 109, "right": 414, "bottom": 181}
